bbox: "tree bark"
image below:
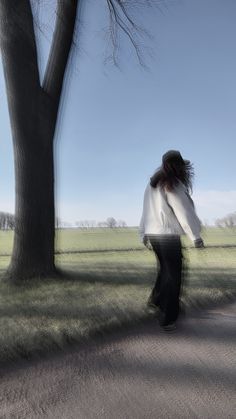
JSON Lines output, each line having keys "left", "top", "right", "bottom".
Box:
{"left": 10, "top": 123, "right": 56, "bottom": 278}
{"left": 0, "top": 0, "right": 79, "bottom": 279}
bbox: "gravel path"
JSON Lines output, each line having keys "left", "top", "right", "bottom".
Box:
{"left": 0, "top": 303, "right": 235, "bottom": 419}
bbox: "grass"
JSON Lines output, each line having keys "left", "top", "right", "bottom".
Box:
{"left": 0, "top": 228, "right": 143, "bottom": 256}
{"left": 1, "top": 226, "right": 235, "bottom": 255}
{"left": 0, "top": 227, "right": 235, "bottom": 364}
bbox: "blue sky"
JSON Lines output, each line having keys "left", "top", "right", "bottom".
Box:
{"left": 1, "top": 0, "right": 236, "bottom": 226}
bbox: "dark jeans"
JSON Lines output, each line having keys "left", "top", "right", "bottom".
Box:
{"left": 148, "top": 235, "right": 182, "bottom": 326}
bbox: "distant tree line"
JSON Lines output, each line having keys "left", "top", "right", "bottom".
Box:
{"left": 215, "top": 212, "right": 236, "bottom": 228}
{"left": 1, "top": 214, "right": 69, "bottom": 230}
{"left": 0, "top": 212, "right": 15, "bottom": 230}
{"left": 75, "top": 217, "right": 127, "bottom": 229}
{"left": 0, "top": 213, "right": 127, "bottom": 230}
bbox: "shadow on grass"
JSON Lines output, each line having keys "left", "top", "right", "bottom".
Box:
{"left": 0, "top": 264, "right": 235, "bottom": 367}
{"left": 0, "top": 265, "right": 235, "bottom": 319}
{"left": 57, "top": 265, "right": 236, "bottom": 285}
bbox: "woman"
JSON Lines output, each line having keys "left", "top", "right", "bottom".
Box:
{"left": 139, "top": 150, "right": 204, "bottom": 331}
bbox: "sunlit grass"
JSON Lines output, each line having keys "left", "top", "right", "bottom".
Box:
{"left": 1, "top": 226, "right": 236, "bottom": 256}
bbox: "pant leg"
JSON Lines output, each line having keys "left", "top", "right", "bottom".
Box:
{"left": 149, "top": 235, "right": 182, "bottom": 325}
{"left": 148, "top": 261, "right": 161, "bottom": 306}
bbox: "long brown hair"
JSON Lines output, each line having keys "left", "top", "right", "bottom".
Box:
{"left": 150, "top": 160, "right": 194, "bottom": 193}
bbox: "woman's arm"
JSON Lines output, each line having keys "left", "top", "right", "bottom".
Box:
{"left": 166, "top": 184, "right": 202, "bottom": 242}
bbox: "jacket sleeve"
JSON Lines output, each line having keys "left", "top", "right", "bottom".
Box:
{"left": 139, "top": 214, "right": 145, "bottom": 241}
{"left": 139, "top": 185, "right": 149, "bottom": 241}
{"left": 166, "top": 184, "right": 202, "bottom": 242}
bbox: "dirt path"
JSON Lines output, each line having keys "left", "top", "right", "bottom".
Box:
{"left": 0, "top": 303, "right": 235, "bottom": 419}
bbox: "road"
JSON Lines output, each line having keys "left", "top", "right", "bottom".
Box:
{"left": 0, "top": 303, "right": 235, "bottom": 419}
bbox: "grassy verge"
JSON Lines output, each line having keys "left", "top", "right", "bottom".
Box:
{"left": 0, "top": 245, "right": 235, "bottom": 364}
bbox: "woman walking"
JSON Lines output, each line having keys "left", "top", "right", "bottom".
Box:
{"left": 139, "top": 150, "right": 204, "bottom": 331}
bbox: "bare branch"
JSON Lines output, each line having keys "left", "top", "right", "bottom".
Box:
{"left": 42, "top": 0, "right": 79, "bottom": 101}
{"left": 105, "top": 0, "right": 161, "bottom": 67}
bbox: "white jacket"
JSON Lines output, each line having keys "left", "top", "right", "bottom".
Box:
{"left": 139, "top": 182, "right": 201, "bottom": 242}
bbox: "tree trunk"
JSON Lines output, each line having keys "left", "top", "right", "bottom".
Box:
{"left": 0, "top": 0, "right": 79, "bottom": 279}
{"left": 9, "top": 123, "right": 56, "bottom": 278}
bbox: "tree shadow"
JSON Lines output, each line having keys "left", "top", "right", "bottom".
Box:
{"left": 0, "top": 263, "right": 235, "bottom": 368}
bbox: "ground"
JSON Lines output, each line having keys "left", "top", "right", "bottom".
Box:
{"left": 0, "top": 302, "right": 235, "bottom": 419}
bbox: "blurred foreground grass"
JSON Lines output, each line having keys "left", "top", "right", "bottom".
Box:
{"left": 0, "top": 228, "right": 235, "bottom": 363}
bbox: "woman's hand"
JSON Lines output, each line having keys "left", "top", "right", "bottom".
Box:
{"left": 194, "top": 238, "right": 204, "bottom": 248}
{"left": 143, "top": 236, "right": 153, "bottom": 250}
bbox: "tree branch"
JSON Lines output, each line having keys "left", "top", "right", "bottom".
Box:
{"left": 0, "top": 0, "right": 41, "bottom": 92}
{"left": 42, "top": 0, "right": 79, "bottom": 101}
{"left": 106, "top": 0, "right": 155, "bottom": 67}
{"left": 0, "top": 0, "right": 42, "bottom": 144}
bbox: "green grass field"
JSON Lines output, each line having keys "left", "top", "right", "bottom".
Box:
{"left": 1, "top": 226, "right": 236, "bottom": 255}
{"left": 0, "top": 227, "right": 235, "bottom": 363}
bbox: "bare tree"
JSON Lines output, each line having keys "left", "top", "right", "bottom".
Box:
{"left": 0, "top": 211, "right": 15, "bottom": 230}
{"left": 0, "top": 1, "right": 156, "bottom": 279}
{"left": 117, "top": 219, "right": 127, "bottom": 228}
{"left": 215, "top": 212, "right": 236, "bottom": 228}
{"left": 97, "top": 221, "right": 108, "bottom": 228}
{"left": 75, "top": 220, "right": 97, "bottom": 229}
{"left": 0, "top": 212, "right": 6, "bottom": 230}
{"left": 106, "top": 217, "right": 117, "bottom": 228}
{"left": 0, "top": 0, "right": 79, "bottom": 279}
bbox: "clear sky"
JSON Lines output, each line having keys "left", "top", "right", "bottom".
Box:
{"left": 1, "top": 0, "right": 236, "bottom": 226}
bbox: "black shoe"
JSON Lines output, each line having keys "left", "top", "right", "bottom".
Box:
{"left": 161, "top": 322, "right": 176, "bottom": 332}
